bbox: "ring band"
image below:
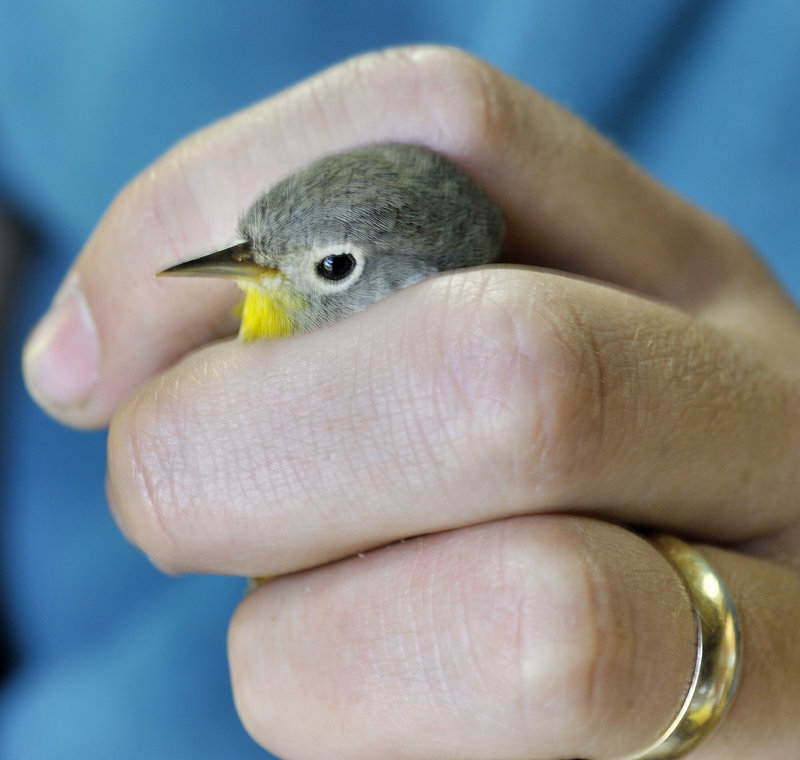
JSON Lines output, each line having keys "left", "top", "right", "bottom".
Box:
{"left": 619, "top": 534, "right": 743, "bottom": 760}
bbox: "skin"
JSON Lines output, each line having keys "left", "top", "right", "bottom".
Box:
{"left": 21, "top": 46, "right": 800, "bottom": 759}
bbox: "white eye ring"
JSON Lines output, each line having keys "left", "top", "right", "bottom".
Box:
{"left": 308, "top": 243, "right": 365, "bottom": 291}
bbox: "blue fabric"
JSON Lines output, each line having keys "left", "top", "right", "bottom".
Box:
{"left": 1, "top": 1, "right": 798, "bottom": 757}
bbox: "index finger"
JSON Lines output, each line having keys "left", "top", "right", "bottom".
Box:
{"left": 22, "top": 45, "right": 779, "bottom": 429}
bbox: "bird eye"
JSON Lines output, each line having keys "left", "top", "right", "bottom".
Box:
{"left": 315, "top": 253, "right": 357, "bottom": 282}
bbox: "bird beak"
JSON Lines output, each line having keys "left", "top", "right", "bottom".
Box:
{"left": 156, "top": 242, "right": 280, "bottom": 282}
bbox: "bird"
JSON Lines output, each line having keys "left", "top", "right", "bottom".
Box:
{"left": 158, "top": 143, "right": 505, "bottom": 342}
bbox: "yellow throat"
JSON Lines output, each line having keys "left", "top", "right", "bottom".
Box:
{"left": 237, "top": 281, "right": 307, "bottom": 342}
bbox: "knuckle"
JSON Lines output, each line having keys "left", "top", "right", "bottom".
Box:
{"left": 531, "top": 290, "right": 626, "bottom": 487}
{"left": 346, "top": 44, "right": 509, "bottom": 157}
{"left": 400, "top": 45, "right": 506, "bottom": 154}
{"left": 547, "top": 537, "right": 633, "bottom": 731}
{"left": 435, "top": 271, "right": 614, "bottom": 503}
{"left": 433, "top": 271, "right": 548, "bottom": 498}
{"left": 459, "top": 519, "right": 630, "bottom": 745}
{"left": 503, "top": 521, "right": 633, "bottom": 743}
{"left": 516, "top": 283, "right": 630, "bottom": 498}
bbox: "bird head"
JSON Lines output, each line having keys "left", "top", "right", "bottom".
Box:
{"left": 158, "top": 143, "right": 505, "bottom": 341}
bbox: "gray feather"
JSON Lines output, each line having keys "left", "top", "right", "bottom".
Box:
{"left": 237, "top": 143, "right": 505, "bottom": 329}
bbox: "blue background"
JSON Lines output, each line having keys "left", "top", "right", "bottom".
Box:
{"left": 1, "top": 2, "right": 798, "bottom": 757}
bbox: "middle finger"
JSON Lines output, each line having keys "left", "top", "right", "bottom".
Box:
{"left": 107, "top": 266, "right": 799, "bottom": 577}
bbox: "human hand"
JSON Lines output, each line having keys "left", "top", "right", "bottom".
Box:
{"left": 23, "top": 47, "right": 800, "bottom": 759}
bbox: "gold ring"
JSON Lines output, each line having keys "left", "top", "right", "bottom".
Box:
{"left": 618, "top": 534, "right": 742, "bottom": 760}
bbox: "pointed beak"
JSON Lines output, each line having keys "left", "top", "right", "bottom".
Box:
{"left": 156, "top": 242, "right": 280, "bottom": 281}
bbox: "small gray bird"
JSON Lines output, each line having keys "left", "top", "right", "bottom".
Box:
{"left": 159, "top": 143, "right": 505, "bottom": 341}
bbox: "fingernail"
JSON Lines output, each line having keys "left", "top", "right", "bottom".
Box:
{"left": 23, "top": 273, "right": 99, "bottom": 410}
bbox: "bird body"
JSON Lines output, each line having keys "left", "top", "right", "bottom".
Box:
{"left": 160, "top": 143, "right": 505, "bottom": 340}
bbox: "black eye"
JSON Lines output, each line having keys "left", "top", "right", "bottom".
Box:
{"left": 315, "top": 253, "right": 357, "bottom": 282}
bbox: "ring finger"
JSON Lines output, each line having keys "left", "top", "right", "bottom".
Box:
{"left": 229, "top": 515, "right": 797, "bottom": 759}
